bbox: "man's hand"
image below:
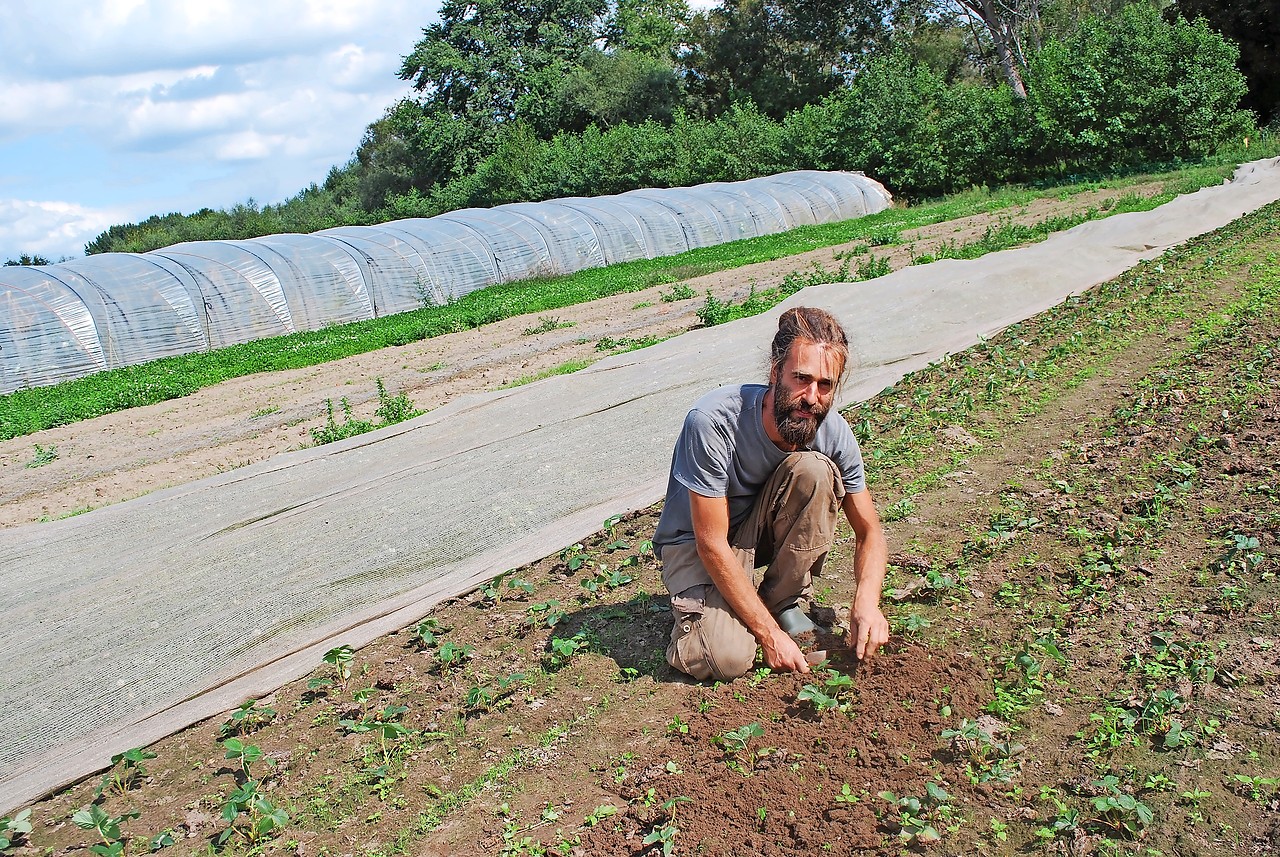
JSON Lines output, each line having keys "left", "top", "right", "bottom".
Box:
{"left": 760, "top": 626, "right": 811, "bottom": 674}
{"left": 851, "top": 604, "right": 890, "bottom": 660}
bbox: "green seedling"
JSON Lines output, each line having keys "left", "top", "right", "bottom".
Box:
{"left": 834, "top": 783, "right": 859, "bottom": 804}
{"left": 435, "top": 641, "right": 475, "bottom": 675}
{"left": 95, "top": 747, "right": 157, "bottom": 797}
{"left": 72, "top": 805, "right": 139, "bottom": 857}
{"left": 465, "top": 685, "right": 495, "bottom": 712}
{"left": 307, "top": 644, "right": 354, "bottom": 692}
{"left": 223, "top": 737, "right": 265, "bottom": 777}
{"left": 715, "top": 722, "right": 764, "bottom": 758}
{"left": 559, "top": 543, "right": 591, "bottom": 571}
{"left": 877, "top": 784, "right": 948, "bottom": 846}
{"left": 546, "top": 632, "right": 590, "bottom": 670}
{"left": 1, "top": 809, "right": 32, "bottom": 850}
{"left": 219, "top": 699, "right": 276, "bottom": 737}
{"left": 666, "top": 715, "right": 689, "bottom": 736}
{"left": 1213, "top": 532, "right": 1263, "bottom": 575}
{"left": 797, "top": 684, "right": 840, "bottom": 713}
{"left": 525, "top": 599, "right": 566, "bottom": 628}
{"left": 1090, "top": 792, "right": 1153, "bottom": 839}
{"left": 412, "top": 618, "right": 443, "bottom": 648}
{"left": 218, "top": 780, "right": 288, "bottom": 846}
{"left": 584, "top": 804, "right": 617, "bottom": 826}
{"left": 149, "top": 829, "right": 176, "bottom": 850}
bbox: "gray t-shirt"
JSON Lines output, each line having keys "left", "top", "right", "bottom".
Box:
{"left": 653, "top": 383, "right": 866, "bottom": 552}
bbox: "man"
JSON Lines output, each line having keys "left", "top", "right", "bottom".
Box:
{"left": 652, "top": 306, "right": 890, "bottom": 681}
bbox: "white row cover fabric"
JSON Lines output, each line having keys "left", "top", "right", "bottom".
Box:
{"left": 0, "top": 172, "right": 891, "bottom": 394}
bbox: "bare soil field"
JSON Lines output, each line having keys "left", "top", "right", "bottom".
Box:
{"left": 7, "top": 187, "right": 1280, "bottom": 857}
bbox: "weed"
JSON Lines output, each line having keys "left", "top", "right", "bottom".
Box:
{"left": 499, "top": 359, "right": 592, "bottom": 389}
{"left": 1229, "top": 774, "right": 1280, "bottom": 802}
{"left": 373, "top": 378, "right": 421, "bottom": 424}
{"left": 521, "top": 316, "right": 575, "bottom": 335}
{"left": 833, "top": 783, "right": 859, "bottom": 804}
{"left": 596, "top": 335, "right": 660, "bottom": 352}
{"left": 25, "top": 444, "right": 57, "bottom": 467}
{"left": 584, "top": 804, "right": 617, "bottom": 827}
{"left": 310, "top": 397, "right": 372, "bottom": 445}
{"left": 659, "top": 283, "right": 694, "bottom": 302}
{"left": 310, "top": 379, "right": 420, "bottom": 445}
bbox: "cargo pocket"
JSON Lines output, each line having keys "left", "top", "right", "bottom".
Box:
{"left": 666, "top": 585, "right": 713, "bottom": 681}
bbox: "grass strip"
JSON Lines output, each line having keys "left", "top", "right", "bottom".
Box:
{"left": 0, "top": 162, "right": 1242, "bottom": 441}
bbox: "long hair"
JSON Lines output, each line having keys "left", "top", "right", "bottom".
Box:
{"left": 768, "top": 306, "right": 850, "bottom": 385}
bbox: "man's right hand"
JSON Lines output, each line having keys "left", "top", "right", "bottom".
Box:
{"left": 760, "top": 626, "right": 811, "bottom": 673}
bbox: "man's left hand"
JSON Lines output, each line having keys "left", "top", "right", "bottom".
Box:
{"left": 851, "top": 605, "right": 889, "bottom": 660}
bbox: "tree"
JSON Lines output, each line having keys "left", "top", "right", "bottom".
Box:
{"left": 685, "top": 0, "right": 897, "bottom": 119}
{"left": 1026, "top": 4, "right": 1252, "bottom": 169}
{"left": 604, "top": 0, "right": 691, "bottom": 61}
{"left": 399, "top": 0, "right": 608, "bottom": 124}
{"left": 4, "top": 253, "right": 52, "bottom": 266}
{"left": 1172, "top": 0, "right": 1279, "bottom": 127}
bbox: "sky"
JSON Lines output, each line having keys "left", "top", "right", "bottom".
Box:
{"left": 0, "top": 1, "right": 721, "bottom": 265}
{"left": 0, "top": 0, "right": 432, "bottom": 263}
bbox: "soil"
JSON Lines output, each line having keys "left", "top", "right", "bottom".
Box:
{"left": 8, "top": 186, "right": 1280, "bottom": 857}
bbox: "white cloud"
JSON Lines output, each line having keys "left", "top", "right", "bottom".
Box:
{"left": 0, "top": 199, "right": 128, "bottom": 261}
{"left": 0, "top": 0, "right": 428, "bottom": 258}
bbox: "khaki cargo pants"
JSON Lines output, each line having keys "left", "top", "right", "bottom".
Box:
{"left": 661, "top": 451, "right": 845, "bottom": 681}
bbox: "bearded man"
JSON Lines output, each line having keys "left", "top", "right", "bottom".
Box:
{"left": 652, "top": 306, "right": 890, "bottom": 681}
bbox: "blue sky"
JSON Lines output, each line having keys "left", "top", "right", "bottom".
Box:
{"left": 0, "top": 0, "right": 431, "bottom": 262}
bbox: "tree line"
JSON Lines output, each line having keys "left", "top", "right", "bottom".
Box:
{"left": 84, "top": 0, "right": 1273, "bottom": 256}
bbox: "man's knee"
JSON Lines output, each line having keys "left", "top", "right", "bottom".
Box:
{"left": 779, "top": 451, "right": 842, "bottom": 500}
{"left": 665, "top": 586, "right": 757, "bottom": 681}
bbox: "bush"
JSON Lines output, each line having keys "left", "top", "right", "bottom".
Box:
{"left": 1026, "top": 5, "right": 1252, "bottom": 170}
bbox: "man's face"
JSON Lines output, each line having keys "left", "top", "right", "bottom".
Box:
{"left": 770, "top": 339, "right": 843, "bottom": 449}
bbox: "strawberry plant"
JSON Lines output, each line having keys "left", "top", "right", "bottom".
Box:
{"left": 1, "top": 810, "right": 32, "bottom": 850}
{"left": 219, "top": 699, "right": 276, "bottom": 737}
{"left": 217, "top": 780, "right": 288, "bottom": 847}
{"left": 95, "top": 747, "right": 156, "bottom": 797}
{"left": 308, "top": 644, "right": 355, "bottom": 692}
{"left": 72, "top": 805, "right": 139, "bottom": 857}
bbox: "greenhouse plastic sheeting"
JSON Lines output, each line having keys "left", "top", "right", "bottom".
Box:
{"left": 0, "top": 171, "right": 891, "bottom": 394}
{"left": 1, "top": 158, "right": 1277, "bottom": 813}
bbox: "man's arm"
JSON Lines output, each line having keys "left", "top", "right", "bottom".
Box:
{"left": 688, "top": 491, "right": 811, "bottom": 674}
{"left": 843, "top": 488, "right": 890, "bottom": 659}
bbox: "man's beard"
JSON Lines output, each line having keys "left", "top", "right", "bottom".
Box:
{"left": 772, "top": 385, "right": 829, "bottom": 449}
